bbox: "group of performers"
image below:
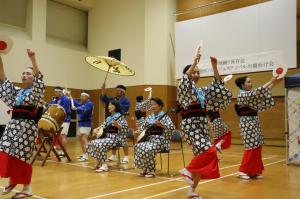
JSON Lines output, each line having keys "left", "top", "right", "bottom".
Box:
{"left": 0, "top": 45, "right": 282, "bottom": 199}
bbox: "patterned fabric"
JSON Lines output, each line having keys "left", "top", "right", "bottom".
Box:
{"left": 238, "top": 87, "right": 274, "bottom": 112}
{"left": 134, "top": 113, "right": 175, "bottom": 173}
{"left": 178, "top": 74, "right": 231, "bottom": 156}
{"left": 209, "top": 117, "right": 230, "bottom": 140}
{"left": 86, "top": 116, "right": 128, "bottom": 162}
{"left": 207, "top": 83, "right": 232, "bottom": 140}
{"left": 178, "top": 74, "right": 232, "bottom": 110}
{"left": 0, "top": 72, "right": 45, "bottom": 163}
{"left": 237, "top": 86, "right": 275, "bottom": 150}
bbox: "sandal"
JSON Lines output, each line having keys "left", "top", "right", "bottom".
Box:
{"left": 95, "top": 166, "right": 108, "bottom": 173}
{"left": 145, "top": 172, "right": 156, "bottom": 178}
{"left": 237, "top": 174, "right": 250, "bottom": 180}
{"left": 187, "top": 192, "right": 202, "bottom": 199}
{"left": 11, "top": 192, "right": 33, "bottom": 199}
{"left": 95, "top": 168, "right": 108, "bottom": 173}
{"left": 2, "top": 184, "right": 16, "bottom": 195}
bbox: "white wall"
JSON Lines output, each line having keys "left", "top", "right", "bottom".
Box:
{"left": 88, "top": 0, "right": 146, "bottom": 89}
{"left": 0, "top": 0, "right": 93, "bottom": 89}
{"left": 1, "top": 0, "right": 177, "bottom": 90}
{"left": 88, "top": 0, "right": 176, "bottom": 88}
{"left": 144, "top": 0, "right": 176, "bottom": 86}
{"left": 175, "top": 0, "right": 297, "bottom": 78}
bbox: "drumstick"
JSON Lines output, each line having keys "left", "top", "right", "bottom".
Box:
{"left": 64, "top": 82, "right": 75, "bottom": 109}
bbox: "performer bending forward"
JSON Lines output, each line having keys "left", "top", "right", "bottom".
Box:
{"left": 178, "top": 47, "right": 230, "bottom": 199}
{"left": 235, "top": 75, "right": 281, "bottom": 179}
{"left": 0, "top": 50, "right": 45, "bottom": 198}
{"left": 86, "top": 100, "right": 128, "bottom": 172}
{"left": 134, "top": 98, "right": 175, "bottom": 178}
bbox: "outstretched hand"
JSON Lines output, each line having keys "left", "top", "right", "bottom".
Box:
{"left": 193, "top": 45, "right": 201, "bottom": 65}
{"left": 210, "top": 56, "right": 218, "bottom": 67}
{"left": 27, "top": 49, "right": 36, "bottom": 61}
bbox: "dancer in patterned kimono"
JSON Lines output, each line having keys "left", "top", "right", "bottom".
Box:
{"left": 101, "top": 84, "right": 130, "bottom": 164}
{"left": 0, "top": 49, "right": 45, "bottom": 198}
{"left": 207, "top": 78, "right": 233, "bottom": 152}
{"left": 134, "top": 97, "right": 175, "bottom": 178}
{"left": 178, "top": 46, "right": 231, "bottom": 199}
{"left": 86, "top": 100, "right": 128, "bottom": 172}
{"left": 235, "top": 75, "right": 282, "bottom": 179}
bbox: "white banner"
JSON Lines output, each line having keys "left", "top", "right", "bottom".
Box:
{"left": 197, "top": 50, "right": 284, "bottom": 77}
{"left": 175, "top": 0, "right": 297, "bottom": 79}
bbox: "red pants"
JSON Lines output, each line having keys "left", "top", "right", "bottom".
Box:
{"left": 213, "top": 131, "right": 232, "bottom": 150}
{"left": 239, "top": 145, "right": 264, "bottom": 176}
{"left": 0, "top": 152, "right": 32, "bottom": 185}
{"left": 186, "top": 146, "right": 220, "bottom": 179}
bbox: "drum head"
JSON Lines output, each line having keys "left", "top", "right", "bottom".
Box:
{"left": 48, "top": 104, "right": 67, "bottom": 115}
{"left": 38, "top": 117, "right": 59, "bottom": 131}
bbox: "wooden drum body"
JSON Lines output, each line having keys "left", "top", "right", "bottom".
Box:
{"left": 38, "top": 104, "right": 66, "bottom": 132}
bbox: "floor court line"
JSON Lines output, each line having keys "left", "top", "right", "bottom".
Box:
{"left": 48, "top": 154, "right": 279, "bottom": 183}
{"left": 85, "top": 178, "right": 182, "bottom": 199}
{"left": 141, "top": 159, "right": 286, "bottom": 199}
{"left": 84, "top": 157, "right": 281, "bottom": 199}
{"left": 47, "top": 160, "right": 184, "bottom": 181}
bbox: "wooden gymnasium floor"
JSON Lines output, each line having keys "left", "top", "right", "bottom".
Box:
{"left": 0, "top": 138, "right": 299, "bottom": 199}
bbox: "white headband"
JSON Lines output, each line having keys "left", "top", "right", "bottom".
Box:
{"left": 81, "top": 92, "right": 90, "bottom": 97}
{"left": 54, "top": 88, "right": 63, "bottom": 92}
{"left": 117, "top": 88, "right": 126, "bottom": 93}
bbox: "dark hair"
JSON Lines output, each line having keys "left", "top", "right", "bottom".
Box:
{"left": 110, "top": 99, "right": 122, "bottom": 114}
{"left": 182, "top": 64, "right": 192, "bottom": 74}
{"left": 151, "top": 97, "right": 164, "bottom": 107}
{"left": 54, "top": 86, "right": 64, "bottom": 90}
{"left": 136, "top": 96, "right": 143, "bottom": 102}
{"left": 235, "top": 76, "right": 248, "bottom": 89}
{"left": 116, "top": 85, "right": 126, "bottom": 91}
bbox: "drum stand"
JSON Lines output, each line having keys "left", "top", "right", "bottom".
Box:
{"left": 31, "top": 128, "right": 71, "bottom": 166}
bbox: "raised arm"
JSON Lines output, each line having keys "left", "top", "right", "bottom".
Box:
{"left": 263, "top": 76, "right": 283, "bottom": 90}
{"left": 27, "top": 49, "right": 39, "bottom": 75}
{"left": 186, "top": 46, "right": 201, "bottom": 78}
{"left": 210, "top": 56, "right": 221, "bottom": 81}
